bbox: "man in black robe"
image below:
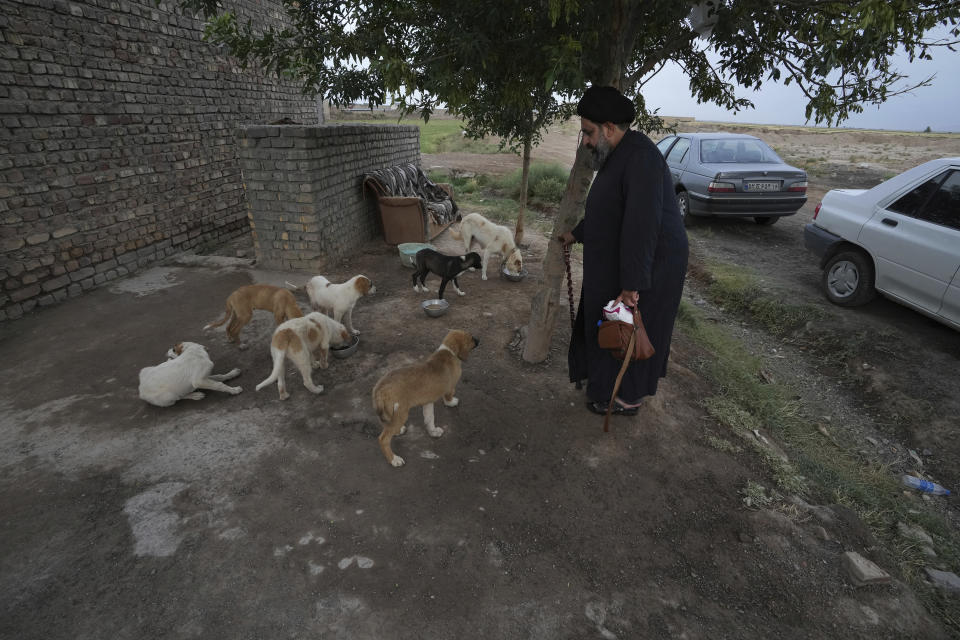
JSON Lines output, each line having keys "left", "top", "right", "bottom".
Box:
{"left": 560, "top": 86, "right": 689, "bottom": 416}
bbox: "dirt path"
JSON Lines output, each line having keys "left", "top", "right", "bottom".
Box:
{"left": 2, "top": 123, "right": 959, "bottom": 638}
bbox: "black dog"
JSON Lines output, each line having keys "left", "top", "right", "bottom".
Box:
{"left": 412, "top": 249, "right": 482, "bottom": 299}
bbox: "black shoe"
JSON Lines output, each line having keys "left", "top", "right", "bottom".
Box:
{"left": 585, "top": 400, "right": 638, "bottom": 416}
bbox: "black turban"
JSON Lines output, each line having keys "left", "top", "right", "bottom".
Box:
{"left": 576, "top": 86, "right": 636, "bottom": 125}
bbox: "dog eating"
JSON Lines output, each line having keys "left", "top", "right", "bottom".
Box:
{"left": 297, "top": 275, "right": 376, "bottom": 336}
{"left": 452, "top": 212, "right": 523, "bottom": 280}
{"left": 412, "top": 248, "right": 482, "bottom": 299}
{"left": 255, "top": 312, "right": 351, "bottom": 400}
{"left": 371, "top": 329, "right": 479, "bottom": 467}
{"left": 204, "top": 284, "right": 303, "bottom": 343}
{"left": 138, "top": 342, "right": 242, "bottom": 407}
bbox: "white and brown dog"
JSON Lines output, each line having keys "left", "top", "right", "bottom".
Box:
{"left": 203, "top": 284, "right": 303, "bottom": 343}
{"left": 371, "top": 329, "right": 479, "bottom": 467}
{"left": 255, "top": 312, "right": 351, "bottom": 400}
{"left": 138, "top": 342, "right": 242, "bottom": 407}
{"left": 452, "top": 213, "right": 523, "bottom": 280}
{"left": 292, "top": 275, "right": 376, "bottom": 336}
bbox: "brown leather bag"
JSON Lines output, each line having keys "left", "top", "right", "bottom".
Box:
{"left": 597, "top": 307, "right": 655, "bottom": 362}
{"left": 597, "top": 307, "right": 655, "bottom": 433}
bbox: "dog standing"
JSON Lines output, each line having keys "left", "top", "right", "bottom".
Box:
{"left": 299, "top": 275, "right": 376, "bottom": 336}
{"left": 255, "top": 312, "right": 351, "bottom": 400}
{"left": 204, "top": 284, "right": 303, "bottom": 343}
{"left": 138, "top": 342, "right": 242, "bottom": 407}
{"left": 371, "top": 330, "right": 479, "bottom": 467}
{"left": 452, "top": 213, "right": 523, "bottom": 280}
{"left": 412, "top": 249, "right": 482, "bottom": 299}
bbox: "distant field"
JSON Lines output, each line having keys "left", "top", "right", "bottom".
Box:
{"left": 332, "top": 109, "right": 960, "bottom": 180}
{"left": 331, "top": 114, "right": 503, "bottom": 154}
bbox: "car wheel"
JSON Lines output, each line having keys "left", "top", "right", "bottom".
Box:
{"left": 754, "top": 216, "right": 778, "bottom": 225}
{"left": 822, "top": 249, "right": 876, "bottom": 307}
{"left": 676, "top": 190, "right": 693, "bottom": 226}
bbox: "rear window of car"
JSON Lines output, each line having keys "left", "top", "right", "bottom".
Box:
{"left": 699, "top": 139, "right": 781, "bottom": 163}
{"left": 888, "top": 169, "right": 960, "bottom": 230}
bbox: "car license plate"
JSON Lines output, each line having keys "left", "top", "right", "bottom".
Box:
{"left": 744, "top": 181, "right": 780, "bottom": 192}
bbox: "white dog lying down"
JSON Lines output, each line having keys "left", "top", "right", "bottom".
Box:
{"left": 138, "top": 342, "right": 242, "bottom": 407}
{"left": 256, "top": 312, "right": 351, "bottom": 400}
{"left": 287, "top": 274, "right": 376, "bottom": 336}
{"left": 452, "top": 213, "right": 523, "bottom": 280}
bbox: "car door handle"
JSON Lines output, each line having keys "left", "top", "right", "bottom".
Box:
{"left": 881, "top": 218, "right": 898, "bottom": 227}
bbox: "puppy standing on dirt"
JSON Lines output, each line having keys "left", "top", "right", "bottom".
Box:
{"left": 371, "top": 329, "right": 479, "bottom": 467}
{"left": 299, "top": 275, "right": 376, "bottom": 336}
{"left": 412, "top": 248, "right": 482, "bottom": 299}
{"left": 138, "top": 342, "right": 242, "bottom": 407}
{"left": 255, "top": 312, "right": 351, "bottom": 400}
{"left": 204, "top": 284, "right": 303, "bottom": 343}
{"left": 452, "top": 212, "right": 523, "bottom": 280}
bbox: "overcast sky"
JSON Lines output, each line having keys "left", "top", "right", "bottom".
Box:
{"left": 641, "top": 25, "right": 960, "bottom": 133}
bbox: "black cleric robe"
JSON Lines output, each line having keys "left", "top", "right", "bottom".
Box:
{"left": 568, "top": 129, "right": 689, "bottom": 404}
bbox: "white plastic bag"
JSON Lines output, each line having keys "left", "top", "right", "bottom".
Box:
{"left": 602, "top": 299, "right": 634, "bottom": 324}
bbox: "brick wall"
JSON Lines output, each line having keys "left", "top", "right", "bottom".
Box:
{"left": 0, "top": 0, "right": 319, "bottom": 321}
{"left": 238, "top": 124, "right": 420, "bottom": 272}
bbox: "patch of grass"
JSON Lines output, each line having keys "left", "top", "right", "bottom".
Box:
{"left": 698, "top": 261, "right": 821, "bottom": 336}
{"left": 706, "top": 434, "right": 743, "bottom": 455}
{"left": 741, "top": 480, "right": 775, "bottom": 508}
{"left": 677, "top": 288, "right": 960, "bottom": 634}
{"left": 427, "top": 167, "right": 563, "bottom": 236}
{"left": 427, "top": 170, "right": 493, "bottom": 194}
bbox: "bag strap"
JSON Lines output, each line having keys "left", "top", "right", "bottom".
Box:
{"left": 604, "top": 327, "right": 636, "bottom": 432}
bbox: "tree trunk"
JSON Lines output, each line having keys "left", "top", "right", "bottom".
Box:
{"left": 521, "top": 9, "right": 632, "bottom": 362}
{"left": 521, "top": 143, "right": 594, "bottom": 362}
{"left": 515, "top": 137, "right": 531, "bottom": 246}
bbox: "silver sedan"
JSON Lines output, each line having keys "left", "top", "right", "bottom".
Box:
{"left": 656, "top": 132, "right": 808, "bottom": 226}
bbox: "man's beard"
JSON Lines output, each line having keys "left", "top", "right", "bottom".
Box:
{"left": 586, "top": 133, "right": 612, "bottom": 170}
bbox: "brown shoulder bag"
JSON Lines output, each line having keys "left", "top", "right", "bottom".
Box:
{"left": 596, "top": 307, "right": 655, "bottom": 432}
{"left": 597, "top": 307, "right": 655, "bottom": 362}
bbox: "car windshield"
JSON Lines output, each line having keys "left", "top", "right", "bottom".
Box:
{"left": 699, "top": 139, "right": 782, "bottom": 164}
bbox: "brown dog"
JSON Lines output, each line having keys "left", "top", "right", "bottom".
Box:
{"left": 204, "top": 284, "right": 303, "bottom": 342}
{"left": 371, "top": 329, "right": 479, "bottom": 467}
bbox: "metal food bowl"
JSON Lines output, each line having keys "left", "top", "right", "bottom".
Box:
{"left": 398, "top": 242, "right": 436, "bottom": 269}
{"left": 500, "top": 266, "right": 528, "bottom": 282}
{"left": 421, "top": 298, "right": 450, "bottom": 318}
{"left": 330, "top": 334, "right": 359, "bottom": 358}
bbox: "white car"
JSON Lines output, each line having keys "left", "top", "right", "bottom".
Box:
{"left": 804, "top": 157, "right": 960, "bottom": 331}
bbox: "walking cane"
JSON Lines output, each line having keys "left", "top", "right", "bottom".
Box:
{"left": 562, "top": 244, "right": 581, "bottom": 390}
{"left": 604, "top": 327, "right": 636, "bottom": 433}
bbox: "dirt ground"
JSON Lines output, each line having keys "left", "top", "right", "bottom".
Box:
{"left": 2, "top": 123, "right": 960, "bottom": 639}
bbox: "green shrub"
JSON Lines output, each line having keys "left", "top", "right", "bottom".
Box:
{"left": 496, "top": 162, "right": 569, "bottom": 204}
{"left": 530, "top": 175, "right": 566, "bottom": 203}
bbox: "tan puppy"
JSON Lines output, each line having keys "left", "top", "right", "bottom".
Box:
{"left": 452, "top": 213, "right": 523, "bottom": 280}
{"left": 301, "top": 275, "right": 376, "bottom": 336}
{"left": 138, "top": 342, "right": 242, "bottom": 407}
{"left": 204, "top": 284, "right": 303, "bottom": 343}
{"left": 255, "top": 312, "right": 351, "bottom": 400}
{"left": 371, "top": 330, "right": 479, "bottom": 467}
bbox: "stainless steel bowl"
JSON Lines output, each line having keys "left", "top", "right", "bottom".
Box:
{"left": 330, "top": 334, "right": 359, "bottom": 358}
{"left": 500, "top": 266, "right": 528, "bottom": 282}
{"left": 421, "top": 298, "right": 450, "bottom": 317}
